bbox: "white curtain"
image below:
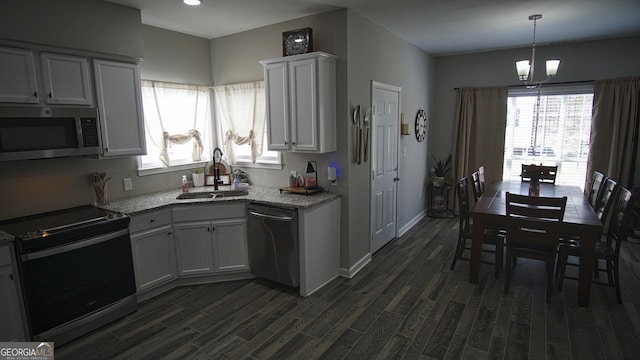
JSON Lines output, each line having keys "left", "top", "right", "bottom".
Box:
{"left": 141, "top": 80, "right": 210, "bottom": 168}
{"left": 213, "top": 81, "right": 265, "bottom": 164}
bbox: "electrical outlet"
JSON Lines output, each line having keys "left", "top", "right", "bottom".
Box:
{"left": 123, "top": 178, "right": 133, "bottom": 191}
{"left": 330, "top": 179, "right": 338, "bottom": 187}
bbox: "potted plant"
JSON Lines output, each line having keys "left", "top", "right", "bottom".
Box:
{"left": 430, "top": 154, "right": 452, "bottom": 187}
{"left": 192, "top": 168, "right": 205, "bottom": 187}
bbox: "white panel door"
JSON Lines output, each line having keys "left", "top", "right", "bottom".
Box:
{"left": 370, "top": 82, "right": 400, "bottom": 253}
{"left": 40, "top": 53, "right": 92, "bottom": 105}
{"left": 0, "top": 47, "right": 39, "bottom": 103}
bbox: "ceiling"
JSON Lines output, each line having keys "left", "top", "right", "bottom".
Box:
{"left": 104, "top": 0, "right": 640, "bottom": 56}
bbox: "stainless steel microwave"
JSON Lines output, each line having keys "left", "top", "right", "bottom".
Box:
{"left": 0, "top": 106, "right": 101, "bottom": 161}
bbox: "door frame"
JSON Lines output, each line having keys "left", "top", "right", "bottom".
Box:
{"left": 369, "top": 80, "right": 402, "bottom": 253}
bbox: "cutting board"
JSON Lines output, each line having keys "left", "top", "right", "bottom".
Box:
{"left": 279, "top": 186, "right": 323, "bottom": 195}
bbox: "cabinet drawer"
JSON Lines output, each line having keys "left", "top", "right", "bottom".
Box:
{"left": 130, "top": 209, "right": 172, "bottom": 233}
{"left": 173, "top": 203, "right": 246, "bottom": 222}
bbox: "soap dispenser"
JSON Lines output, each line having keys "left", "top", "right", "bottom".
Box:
{"left": 181, "top": 175, "right": 189, "bottom": 193}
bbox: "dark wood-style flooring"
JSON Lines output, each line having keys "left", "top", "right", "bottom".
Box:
{"left": 57, "top": 216, "right": 640, "bottom": 359}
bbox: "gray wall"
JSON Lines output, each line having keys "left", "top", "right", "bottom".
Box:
{"left": 0, "top": 10, "right": 212, "bottom": 220}
{"left": 346, "top": 11, "right": 434, "bottom": 267}
{"left": 0, "top": 0, "right": 143, "bottom": 60}
{"left": 431, "top": 36, "right": 640, "bottom": 181}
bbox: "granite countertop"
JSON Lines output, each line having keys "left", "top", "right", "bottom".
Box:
{"left": 99, "top": 185, "right": 340, "bottom": 215}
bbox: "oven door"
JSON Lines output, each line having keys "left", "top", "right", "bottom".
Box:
{"left": 19, "top": 228, "right": 136, "bottom": 336}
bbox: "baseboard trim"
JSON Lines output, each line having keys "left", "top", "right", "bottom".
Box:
{"left": 398, "top": 209, "right": 428, "bottom": 238}
{"left": 339, "top": 252, "right": 372, "bottom": 278}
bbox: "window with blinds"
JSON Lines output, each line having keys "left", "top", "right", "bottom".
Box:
{"left": 502, "top": 84, "right": 594, "bottom": 189}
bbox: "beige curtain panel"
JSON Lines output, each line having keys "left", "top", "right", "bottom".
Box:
{"left": 586, "top": 77, "right": 640, "bottom": 189}
{"left": 452, "top": 86, "right": 508, "bottom": 190}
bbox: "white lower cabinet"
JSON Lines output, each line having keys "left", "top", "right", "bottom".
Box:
{"left": 173, "top": 203, "right": 249, "bottom": 277}
{"left": 130, "top": 209, "right": 176, "bottom": 294}
{"left": 0, "top": 242, "right": 26, "bottom": 341}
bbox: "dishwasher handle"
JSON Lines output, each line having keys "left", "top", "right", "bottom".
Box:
{"left": 249, "top": 210, "right": 294, "bottom": 222}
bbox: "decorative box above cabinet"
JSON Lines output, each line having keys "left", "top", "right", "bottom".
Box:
{"left": 260, "top": 52, "right": 337, "bottom": 153}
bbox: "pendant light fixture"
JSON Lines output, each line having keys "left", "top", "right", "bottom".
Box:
{"left": 515, "top": 14, "right": 560, "bottom": 88}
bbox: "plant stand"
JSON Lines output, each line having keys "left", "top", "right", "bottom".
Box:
{"left": 428, "top": 185, "right": 454, "bottom": 218}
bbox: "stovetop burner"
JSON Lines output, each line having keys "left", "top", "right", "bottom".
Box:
{"left": 0, "top": 205, "right": 129, "bottom": 254}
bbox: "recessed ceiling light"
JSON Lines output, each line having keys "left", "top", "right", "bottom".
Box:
{"left": 183, "top": 0, "right": 201, "bottom": 5}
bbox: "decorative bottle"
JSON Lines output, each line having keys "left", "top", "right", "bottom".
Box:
{"left": 181, "top": 175, "right": 189, "bottom": 193}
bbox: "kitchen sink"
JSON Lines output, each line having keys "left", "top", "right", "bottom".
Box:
{"left": 176, "top": 189, "right": 248, "bottom": 200}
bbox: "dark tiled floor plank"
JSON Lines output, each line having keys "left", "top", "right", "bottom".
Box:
{"left": 53, "top": 216, "right": 640, "bottom": 360}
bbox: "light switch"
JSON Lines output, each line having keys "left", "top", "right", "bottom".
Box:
{"left": 123, "top": 178, "right": 133, "bottom": 191}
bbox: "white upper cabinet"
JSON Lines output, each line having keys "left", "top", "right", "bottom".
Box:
{"left": 0, "top": 47, "right": 39, "bottom": 103}
{"left": 261, "top": 52, "right": 337, "bottom": 153}
{"left": 93, "top": 59, "right": 146, "bottom": 157}
{"left": 0, "top": 47, "right": 92, "bottom": 105}
{"left": 40, "top": 53, "right": 92, "bottom": 105}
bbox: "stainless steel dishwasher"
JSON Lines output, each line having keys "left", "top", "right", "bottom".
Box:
{"left": 247, "top": 203, "right": 299, "bottom": 287}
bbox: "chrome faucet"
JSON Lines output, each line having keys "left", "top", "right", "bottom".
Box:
{"left": 212, "top": 147, "right": 223, "bottom": 190}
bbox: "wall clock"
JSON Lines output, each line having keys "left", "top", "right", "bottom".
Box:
{"left": 415, "top": 109, "right": 427, "bottom": 142}
{"left": 282, "top": 28, "right": 313, "bottom": 56}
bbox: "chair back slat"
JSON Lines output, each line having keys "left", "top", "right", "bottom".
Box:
{"left": 471, "top": 171, "right": 482, "bottom": 202}
{"left": 506, "top": 193, "right": 566, "bottom": 245}
{"left": 477, "top": 165, "right": 486, "bottom": 193}
{"left": 594, "top": 178, "right": 618, "bottom": 222}
{"left": 608, "top": 187, "right": 634, "bottom": 255}
{"left": 521, "top": 164, "right": 558, "bottom": 184}
{"left": 456, "top": 177, "right": 471, "bottom": 234}
{"left": 588, "top": 171, "right": 606, "bottom": 208}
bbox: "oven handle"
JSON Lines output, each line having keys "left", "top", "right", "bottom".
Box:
{"left": 21, "top": 228, "right": 129, "bottom": 261}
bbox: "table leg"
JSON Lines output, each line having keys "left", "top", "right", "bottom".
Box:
{"left": 469, "top": 217, "right": 485, "bottom": 284}
{"left": 577, "top": 231, "right": 596, "bottom": 307}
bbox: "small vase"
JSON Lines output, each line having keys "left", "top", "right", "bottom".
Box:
{"left": 93, "top": 184, "right": 108, "bottom": 205}
{"left": 528, "top": 178, "right": 540, "bottom": 197}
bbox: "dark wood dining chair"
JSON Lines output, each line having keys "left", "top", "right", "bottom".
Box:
{"left": 521, "top": 164, "right": 558, "bottom": 184}
{"left": 504, "top": 192, "right": 567, "bottom": 303}
{"left": 477, "top": 165, "right": 486, "bottom": 194}
{"left": 470, "top": 171, "right": 482, "bottom": 203}
{"left": 587, "top": 170, "right": 606, "bottom": 208}
{"left": 593, "top": 178, "right": 618, "bottom": 224}
{"left": 451, "top": 177, "right": 504, "bottom": 278}
{"left": 556, "top": 187, "right": 633, "bottom": 303}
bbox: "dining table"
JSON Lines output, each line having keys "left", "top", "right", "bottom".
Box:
{"left": 469, "top": 180, "right": 603, "bottom": 307}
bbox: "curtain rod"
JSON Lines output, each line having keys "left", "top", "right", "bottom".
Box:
{"left": 453, "top": 80, "right": 594, "bottom": 90}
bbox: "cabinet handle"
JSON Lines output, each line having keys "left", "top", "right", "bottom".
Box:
{"left": 149, "top": 219, "right": 156, "bottom": 223}
{"left": 292, "top": 142, "right": 296, "bottom": 146}
{"left": 32, "top": 91, "right": 38, "bottom": 98}
{"left": 9, "top": 274, "right": 13, "bottom": 281}
{"left": 48, "top": 92, "right": 52, "bottom": 98}
{"left": 284, "top": 141, "right": 288, "bottom": 146}
{"left": 167, "top": 232, "right": 173, "bottom": 235}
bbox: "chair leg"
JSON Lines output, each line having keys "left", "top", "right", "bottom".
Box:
{"left": 594, "top": 258, "right": 600, "bottom": 278}
{"left": 557, "top": 249, "right": 568, "bottom": 291}
{"left": 450, "top": 235, "right": 465, "bottom": 270}
{"left": 493, "top": 242, "right": 503, "bottom": 279}
{"left": 546, "top": 260, "right": 554, "bottom": 303}
{"left": 504, "top": 250, "right": 511, "bottom": 295}
{"left": 605, "top": 259, "right": 614, "bottom": 287}
{"left": 613, "top": 259, "right": 622, "bottom": 304}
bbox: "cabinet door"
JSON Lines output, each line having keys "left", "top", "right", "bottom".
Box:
{"left": 264, "top": 62, "right": 290, "bottom": 150}
{"left": 0, "top": 47, "right": 39, "bottom": 103}
{"left": 289, "top": 58, "right": 318, "bottom": 151}
{"left": 93, "top": 60, "right": 146, "bottom": 157}
{"left": 213, "top": 218, "right": 249, "bottom": 272}
{"left": 40, "top": 53, "right": 92, "bottom": 105}
{"left": 174, "top": 221, "right": 215, "bottom": 276}
{"left": 130, "top": 225, "right": 176, "bottom": 293}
